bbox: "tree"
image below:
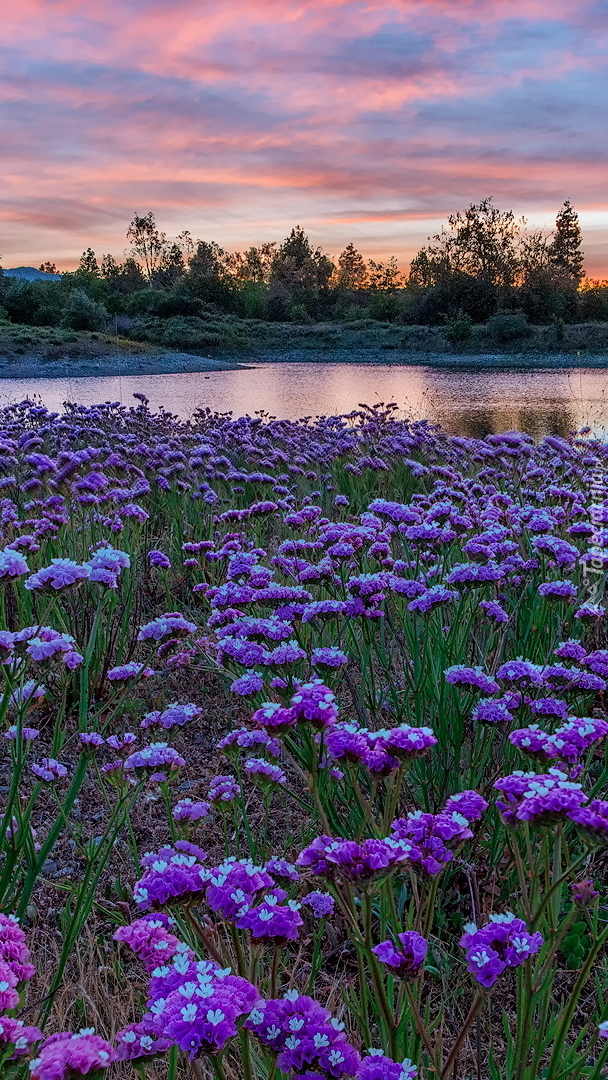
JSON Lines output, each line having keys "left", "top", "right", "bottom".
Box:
{"left": 186, "top": 240, "right": 234, "bottom": 307}
{"left": 100, "top": 254, "right": 120, "bottom": 280}
{"left": 367, "top": 256, "right": 402, "bottom": 292}
{"left": 336, "top": 244, "right": 368, "bottom": 289}
{"left": 549, "top": 200, "right": 585, "bottom": 285}
{"left": 126, "top": 212, "right": 166, "bottom": 282}
{"left": 412, "top": 198, "right": 523, "bottom": 288}
{"left": 78, "top": 248, "right": 99, "bottom": 276}
{"left": 230, "top": 243, "right": 277, "bottom": 283}
{"left": 38, "top": 261, "right": 58, "bottom": 274}
{"left": 269, "top": 227, "right": 335, "bottom": 316}
{"left": 101, "top": 254, "right": 146, "bottom": 295}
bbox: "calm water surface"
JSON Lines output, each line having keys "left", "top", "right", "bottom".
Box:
{"left": 2, "top": 362, "right": 608, "bottom": 438}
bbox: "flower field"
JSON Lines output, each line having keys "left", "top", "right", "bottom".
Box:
{"left": 0, "top": 396, "right": 608, "bottom": 1079}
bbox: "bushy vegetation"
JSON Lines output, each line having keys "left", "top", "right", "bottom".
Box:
{"left": 2, "top": 199, "right": 608, "bottom": 356}
{"left": 0, "top": 400, "right": 607, "bottom": 1078}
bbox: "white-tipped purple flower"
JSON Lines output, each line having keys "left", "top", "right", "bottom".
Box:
{"left": 24, "top": 558, "right": 90, "bottom": 592}
{"left": 138, "top": 612, "right": 197, "bottom": 642}
{"left": 107, "top": 662, "right": 156, "bottom": 682}
{"left": 0, "top": 547, "right": 29, "bottom": 580}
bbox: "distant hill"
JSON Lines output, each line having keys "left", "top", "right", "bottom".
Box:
{"left": 3, "top": 266, "right": 62, "bottom": 281}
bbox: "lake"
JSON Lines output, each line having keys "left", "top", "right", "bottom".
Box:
{"left": 1, "top": 361, "right": 608, "bottom": 438}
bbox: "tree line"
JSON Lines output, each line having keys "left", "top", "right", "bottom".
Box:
{"left": 2, "top": 198, "right": 608, "bottom": 336}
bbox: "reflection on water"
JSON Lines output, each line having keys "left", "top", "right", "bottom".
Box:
{"left": 0, "top": 361, "right": 607, "bottom": 438}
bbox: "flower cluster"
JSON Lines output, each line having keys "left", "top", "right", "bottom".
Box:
{"left": 460, "top": 913, "right": 543, "bottom": 987}
{"left": 246, "top": 990, "right": 361, "bottom": 1077}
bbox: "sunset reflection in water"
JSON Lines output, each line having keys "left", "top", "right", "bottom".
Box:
{"left": 1, "top": 362, "right": 608, "bottom": 439}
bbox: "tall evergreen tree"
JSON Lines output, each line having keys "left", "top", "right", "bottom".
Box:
{"left": 336, "top": 243, "right": 368, "bottom": 289}
{"left": 549, "top": 200, "right": 585, "bottom": 284}
{"left": 78, "top": 248, "right": 99, "bottom": 276}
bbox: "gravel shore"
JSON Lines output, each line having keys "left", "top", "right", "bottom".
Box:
{"left": 0, "top": 350, "right": 249, "bottom": 379}
{"left": 0, "top": 346, "right": 607, "bottom": 380}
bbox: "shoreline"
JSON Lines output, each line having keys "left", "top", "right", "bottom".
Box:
{"left": 0, "top": 347, "right": 607, "bottom": 380}
{"left": 0, "top": 350, "right": 250, "bottom": 380}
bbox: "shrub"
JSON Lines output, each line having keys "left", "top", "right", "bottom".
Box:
{"left": 238, "top": 281, "right": 269, "bottom": 320}
{"left": 486, "top": 310, "right": 532, "bottom": 343}
{"left": 61, "top": 289, "right": 108, "bottom": 331}
{"left": 443, "top": 312, "right": 474, "bottom": 345}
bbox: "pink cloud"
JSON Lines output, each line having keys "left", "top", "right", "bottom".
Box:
{"left": 0, "top": 0, "right": 606, "bottom": 273}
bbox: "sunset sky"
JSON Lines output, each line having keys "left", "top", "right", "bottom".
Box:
{"left": 2, "top": 0, "right": 607, "bottom": 274}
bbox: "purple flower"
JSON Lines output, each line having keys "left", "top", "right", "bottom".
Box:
{"left": 391, "top": 809, "right": 470, "bottom": 875}
{"left": 0, "top": 546, "right": 29, "bottom": 580}
{"left": 107, "top": 662, "right": 155, "bottom": 681}
{"left": 265, "top": 857, "right": 300, "bottom": 881}
{"left": 264, "top": 640, "right": 307, "bottom": 666}
{"left": 246, "top": 992, "right": 360, "bottom": 1078}
{"left": 529, "top": 697, "right": 569, "bottom": 719}
{"left": 446, "top": 562, "right": 505, "bottom": 585}
{"left": 384, "top": 724, "right": 437, "bottom": 759}
{"left": 173, "top": 799, "right": 210, "bottom": 822}
{"left": 296, "top": 836, "right": 412, "bottom": 882}
{"left": 113, "top": 914, "right": 191, "bottom": 972}
{"left": 218, "top": 636, "right": 270, "bottom": 667}
{"left": 106, "top": 732, "right": 137, "bottom": 753}
{"left": 357, "top": 1052, "right": 417, "bottom": 1080}
{"left": 290, "top": 680, "right": 338, "bottom": 728}
{"left": 495, "top": 660, "right": 544, "bottom": 687}
{"left": 123, "top": 743, "right": 186, "bottom": 772}
{"left": 138, "top": 612, "right": 197, "bottom": 642}
{"left": 443, "top": 790, "right": 488, "bottom": 822}
{"left": 114, "top": 1019, "right": 173, "bottom": 1062}
{"left": 243, "top": 757, "right": 287, "bottom": 786}
{"left": 4, "top": 725, "right": 39, "bottom": 741}
{"left": 140, "top": 703, "right": 201, "bottom": 730}
{"left": 494, "top": 768, "right": 587, "bottom": 825}
{"left": 301, "top": 890, "right": 335, "bottom": 918}
{"left": 29, "top": 1030, "right": 116, "bottom": 1079}
{"left": 24, "top": 558, "right": 90, "bottom": 592}
{"left": 208, "top": 775, "right": 241, "bottom": 804}
{"left": 372, "top": 931, "right": 428, "bottom": 978}
{"left": 583, "top": 649, "right": 608, "bottom": 675}
{"left": 231, "top": 670, "right": 264, "bottom": 695}
{"left": 574, "top": 602, "right": 605, "bottom": 621}
{"left": 205, "top": 858, "right": 274, "bottom": 918}
{"left": 509, "top": 725, "right": 553, "bottom": 759}
{"left": 218, "top": 727, "right": 281, "bottom": 757}
{"left": 325, "top": 723, "right": 369, "bottom": 764}
{"left": 408, "top": 585, "right": 459, "bottom": 613}
{"left": 311, "top": 646, "right": 349, "bottom": 668}
{"left": 460, "top": 913, "right": 543, "bottom": 987}
{"left": 251, "top": 702, "right": 297, "bottom": 733}
{"left": 568, "top": 798, "right": 608, "bottom": 843}
{"left": 538, "top": 580, "right": 578, "bottom": 601}
{"left": 156, "top": 970, "right": 257, "bottom": 1058}
{"left": 79, "top": 732, "right": 104, "bottom": 748}
{"left": 445, "top": 665, "right": 499, "bottom": 695}
{"left": 532, "top": 535, "right": 579, "bottom": 567}
{"left": 472, "top": 698, "right": 515, "bottom": 724}
{"left": 479, "top": 599, "right": 509, "bottom": 624}
{"left": 149, "top": 550, "right": 172, "bottom": 569}
{"left": 0, "top": 1016, "right": 42, "bottom": 1058}
{"left": 133, "top": 844, "right": 209, "bottom": 909}
{"left": 31, "top": 758, "right": 68, "bottom": 782}
{"left": 25, "top": 628, "right": 78, "bottom": 663}
{"left": 301, "top": 600, "right": 348, "bottom": 623}
{"left": 236, "top": 889, "right": 303, "bottom": 943}
{"left": 87, "top": 544, "right": 131, "bottom": 587}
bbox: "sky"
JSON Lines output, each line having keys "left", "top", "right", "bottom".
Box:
{"left": 1, "top": 0, "right": 607, "bottom": 274}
